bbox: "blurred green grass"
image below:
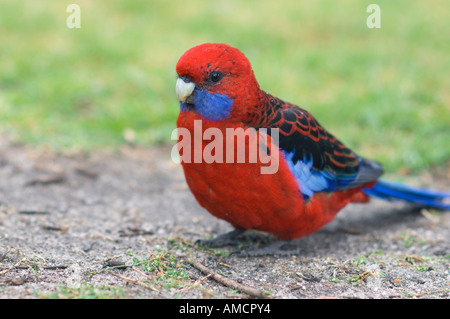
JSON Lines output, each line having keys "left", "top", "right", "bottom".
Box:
{"left": 0, "top": 0, "right": 449, "bottom": 173}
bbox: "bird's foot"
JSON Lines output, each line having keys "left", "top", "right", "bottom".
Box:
{"left": 231, "top": 240, "right": 303, "bottom": 257}
{"left": 195, "top": 229, "right": 303, "bottom": 257}
{"left": 194, "top": 228, "right": 245, "bottom": 248}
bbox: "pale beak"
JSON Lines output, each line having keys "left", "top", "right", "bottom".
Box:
{"left": 176, "top": 77, "right": 196, "bottom": 104}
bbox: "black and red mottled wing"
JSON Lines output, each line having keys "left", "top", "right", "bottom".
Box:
{"left": 247, "top": 92, "right": 383, "bottom": 197}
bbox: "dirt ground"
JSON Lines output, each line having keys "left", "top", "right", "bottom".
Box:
{"left": 0, "top": 139, "right": 449, "bottom": 299}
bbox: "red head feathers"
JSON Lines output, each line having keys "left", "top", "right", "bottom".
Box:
{"left": 175, "top": 43, "right": 260, "bottom": 122}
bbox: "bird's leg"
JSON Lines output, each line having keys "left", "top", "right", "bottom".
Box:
{"left": 194, "top": 228, "right": 246, "bottom": 248}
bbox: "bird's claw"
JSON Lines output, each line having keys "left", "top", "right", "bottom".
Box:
{"left": 231, "top": 241, "right": 303, "bottom": 257}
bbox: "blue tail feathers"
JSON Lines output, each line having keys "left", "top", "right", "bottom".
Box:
{"left": 364, "top": 179, "right": 450, "bottom": 210}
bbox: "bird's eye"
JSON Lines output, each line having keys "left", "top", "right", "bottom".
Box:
{"left": 209, "top": 71, "right": 223, "bottom": 83}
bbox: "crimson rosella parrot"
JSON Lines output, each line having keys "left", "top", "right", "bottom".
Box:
{"left": 175, "top": 43, "right": 450, "bottom": 249}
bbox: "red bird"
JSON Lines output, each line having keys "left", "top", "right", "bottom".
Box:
{"left": 175, "top": 43, "right": 450, "bottom": 248}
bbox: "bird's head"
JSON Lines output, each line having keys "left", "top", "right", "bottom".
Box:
{"left": 175, "top": 43, "right": 260, "bottom": 122}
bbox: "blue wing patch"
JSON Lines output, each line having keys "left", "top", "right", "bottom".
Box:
{"left": 284, "top": 151, "right": 330, "bottom": 198}
{"left": 283, "top": 149, "right": 359, "bottom": 198}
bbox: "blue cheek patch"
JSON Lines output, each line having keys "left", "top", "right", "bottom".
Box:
{"left": 180, "top": 89, "right": 233, "bottom": 121}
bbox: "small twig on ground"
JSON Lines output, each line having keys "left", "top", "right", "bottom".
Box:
{"left": 132, "top": 266, "right": 152, "bottom": 279}
{"left": 107, "top": 270, "right": 160, "bottom": 292}
{"left": 25, "top": 173, "right": 66, "bottom": 186}
{"left": 42, "top": 224, "right": 68, "bottom": 232}
{"left": 0, "top": 264, "right": 68, "bottom": 271}
{"left": 42, "top": 265, "right": 69, "bottom": 270}
{"left": 18, "top": 210, "right": 50, "bottom": 215}
{"left": 186, "top": 254, "right": 268, "bottom": 299}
